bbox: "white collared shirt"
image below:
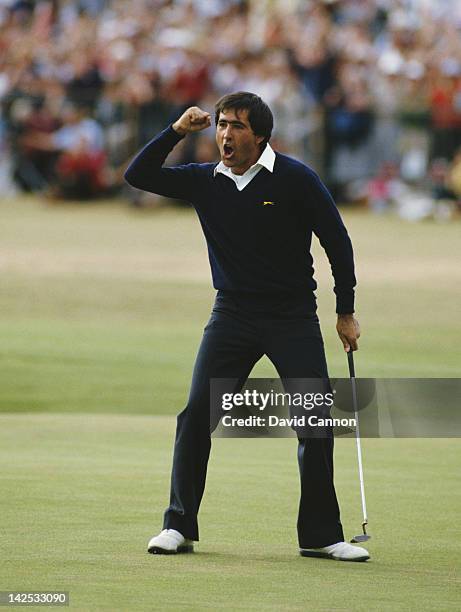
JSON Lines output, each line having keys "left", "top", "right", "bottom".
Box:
{"left": 213, "top": 143, "right": 275, "bottom": 191}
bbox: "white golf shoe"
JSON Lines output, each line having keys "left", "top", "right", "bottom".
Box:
{"left": 300, "top": 541, "right": 370, "bottom": 562}
{"left": 147, "top": 529, "right": 194, "bottom": 554}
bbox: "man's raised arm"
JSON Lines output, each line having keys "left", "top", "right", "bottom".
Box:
{"left": 124, "top": 107, "right": 211, "bottom": 200}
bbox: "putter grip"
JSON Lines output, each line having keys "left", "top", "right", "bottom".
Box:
{"left": 347, "top": 350, "right": 355, "bottom": 378}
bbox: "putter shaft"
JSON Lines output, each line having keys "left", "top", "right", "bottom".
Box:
{"left": 348, "top": 351, "right": 369, "bottom": 532}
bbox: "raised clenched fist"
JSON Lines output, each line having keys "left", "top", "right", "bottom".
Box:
{"left": 172, "top": 107, "right": 212, "bottom": 136}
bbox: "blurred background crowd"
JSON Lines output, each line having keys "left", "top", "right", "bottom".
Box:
{"left": 1, "top": 0, "right": 460, "bottom": 217}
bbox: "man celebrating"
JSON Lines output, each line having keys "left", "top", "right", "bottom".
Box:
{"left": 124, "top": 92, "right": 369, "bottom": 562}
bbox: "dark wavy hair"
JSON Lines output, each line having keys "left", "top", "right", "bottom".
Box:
{"left": 214, "top": 92, "right": 274, "bottom": 149}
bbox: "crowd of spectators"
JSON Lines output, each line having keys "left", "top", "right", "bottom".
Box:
{"left": 0, "top": 0, "right": 460, "bottom": 215}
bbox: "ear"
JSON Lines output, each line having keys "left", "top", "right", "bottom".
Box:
{"left": 255, "top": 135, "right": 264, "bottom": 146}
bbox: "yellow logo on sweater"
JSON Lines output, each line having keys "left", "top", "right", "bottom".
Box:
{"left": 263, "top": 201, "right": 275, "bottom": 206}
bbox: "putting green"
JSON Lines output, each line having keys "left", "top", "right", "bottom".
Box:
{"left": 1, "top": 414, "right": 459, "bottom": 611}
{"left": 1, "top": 197, "right": 460, "bottom": 609}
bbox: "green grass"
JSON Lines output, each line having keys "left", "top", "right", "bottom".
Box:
{"left": 1, "top": 415, "right": 459, "bottom": 611}
{"left": 1, "top": 195, "right": 460, "bottom": 609}
{"left": 1, "top": 197, "right": 460, "bottom": 414}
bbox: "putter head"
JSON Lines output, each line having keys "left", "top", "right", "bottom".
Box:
{"left": 350, "top": 534, "right": 371, "bottom": 543}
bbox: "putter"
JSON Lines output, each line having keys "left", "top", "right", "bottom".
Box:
{"left": 347, "top": 350, "right": 371, "bottom": 543}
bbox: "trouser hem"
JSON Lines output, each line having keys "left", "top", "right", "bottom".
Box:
{"left": 298, "top": 526, "right": 344, "bottom": 549}
{"left": 163, "top": 512, "right": 199, "bottom": 542}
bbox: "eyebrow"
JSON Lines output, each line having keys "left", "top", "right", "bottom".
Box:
{"left": 218, "top": 119, "right": 247, "bottom": 127}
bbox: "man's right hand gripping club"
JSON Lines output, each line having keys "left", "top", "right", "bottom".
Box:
{"left": 173, "top": 107, "right": 211, "bottom": 136}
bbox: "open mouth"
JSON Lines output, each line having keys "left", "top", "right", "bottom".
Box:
{"left": 223, "top": 144, "right": 234, "bottom": 159}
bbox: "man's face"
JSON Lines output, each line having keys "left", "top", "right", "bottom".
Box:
{"left": 215, "top": 108, "right": 264, "bottom": 175}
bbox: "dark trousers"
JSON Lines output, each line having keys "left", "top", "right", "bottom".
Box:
{"left": 163, "top": 292, "right": 344, "bottom": 548}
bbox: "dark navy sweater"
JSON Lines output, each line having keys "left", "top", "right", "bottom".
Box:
{"left": 124, "top": 126, "right": 356, "bottom": 314}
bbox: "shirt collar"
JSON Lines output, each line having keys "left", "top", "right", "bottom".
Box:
{"left": 214, "top": 143, "right": 275, "bottom": 177}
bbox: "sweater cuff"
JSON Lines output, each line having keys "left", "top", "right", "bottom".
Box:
{"left": 335, "top": 292, "right": 355, "bottom": 315}
{"left": 167, "top": 124, "right": 186, "bottom": 142}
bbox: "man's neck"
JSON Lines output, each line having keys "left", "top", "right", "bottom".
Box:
{"left": 231, "top": 167, "right": 250, "bottom": 176}
{"left": 230, "top": 153, "right": 262, "bottom": 176}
